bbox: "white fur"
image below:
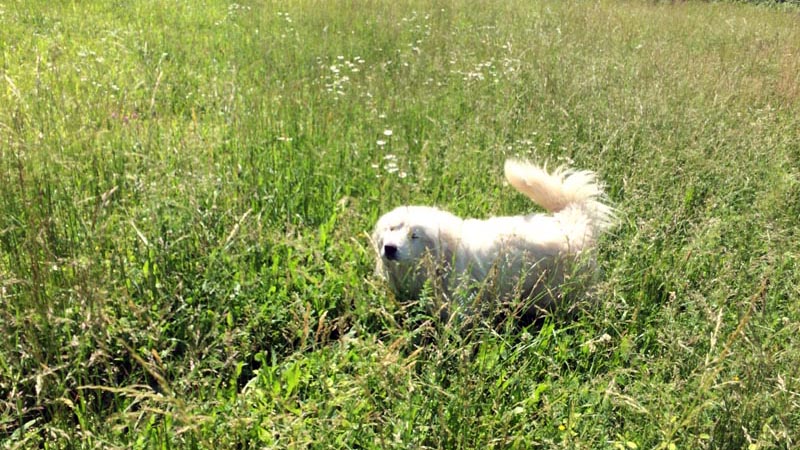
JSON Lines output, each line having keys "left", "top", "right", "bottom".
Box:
{"left": 372, "top": 160, "right": 614, "bottom": 307}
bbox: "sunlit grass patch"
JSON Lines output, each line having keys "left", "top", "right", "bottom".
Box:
{"left": 1, "top": 0, "right": 799, "bottom": 447}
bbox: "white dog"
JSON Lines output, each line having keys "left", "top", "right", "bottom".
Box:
{"left": 372, "top": 160, "right": 614, "bottom": 311}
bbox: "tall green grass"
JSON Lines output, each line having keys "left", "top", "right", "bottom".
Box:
{"left": 1, "top": 0, "right": 799, "bottom": 447}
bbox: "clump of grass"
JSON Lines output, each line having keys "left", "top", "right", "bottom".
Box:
{"left": 1, "top": 0, "right": 799, "bottom": 447}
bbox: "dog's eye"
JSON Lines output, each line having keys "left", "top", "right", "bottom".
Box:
{"left": 410, "top": 231, "right": 419, "bottom": 240}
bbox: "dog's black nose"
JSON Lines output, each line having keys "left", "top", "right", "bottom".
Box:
{"left": 383, "top": 244, "right": 398, "bottom": 260}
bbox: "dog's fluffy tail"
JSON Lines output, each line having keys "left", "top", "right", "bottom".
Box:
{"left": 504, "top": 159, "right": 615, "bottom": 230}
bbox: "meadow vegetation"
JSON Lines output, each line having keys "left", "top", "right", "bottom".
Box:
{"left": 1, "top": 0, "right": 799, "bottom": 448}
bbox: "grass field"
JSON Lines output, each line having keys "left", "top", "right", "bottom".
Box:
{"left": 2, "top": 0, "right": 800, "bottom": 448}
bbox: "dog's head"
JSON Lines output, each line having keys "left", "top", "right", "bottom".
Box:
{"left": 373, "top": 207, "right": 440, "bottom": 263}
{"left": 372, "top": 206, "right": 457, "bottom": 298}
